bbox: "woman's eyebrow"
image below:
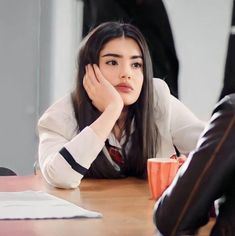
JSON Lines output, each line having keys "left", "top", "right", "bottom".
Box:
{"left": 131, "top": 55, "right": 143, "bottom": 60}
{"left": 101, "top": 53, "right": 143, "bottom": 59}
{"left": 101, "top": 53, "right": 122, "bottom": 58}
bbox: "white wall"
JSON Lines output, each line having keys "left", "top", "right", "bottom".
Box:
{"left": 39, "top": 0, "right": 83, "bottom": 114}
{"left": 164, "top": 0, "right": 233, "bottom": 120}
{"left": 0, "top": 0, "right": 40, "bottom": 174}
{"left": 49, "top": 0, "right": 83, "bottom": 106}
{"left": 0, "top": 0, "right": 83, "bottom": 174}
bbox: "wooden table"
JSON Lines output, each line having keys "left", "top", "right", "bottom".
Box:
{"left": 0, "top": 175, "right": 214, "bottom": 236}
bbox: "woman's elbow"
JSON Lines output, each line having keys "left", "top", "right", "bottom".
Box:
{"left": 43, "top": 171, "right": 81, "bottom": 189}
{"left": 41, "top": 162, "right": 82, "bottom": 189}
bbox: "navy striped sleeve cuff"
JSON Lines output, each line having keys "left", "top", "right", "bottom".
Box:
{"left": 59, "top": 147, "right": 88, "bottom": 176}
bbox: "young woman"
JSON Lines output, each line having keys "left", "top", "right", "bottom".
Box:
{"left": 38, "top": 22, "right": 205, "bottom": 188}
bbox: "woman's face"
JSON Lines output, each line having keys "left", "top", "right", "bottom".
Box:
{"left": 99, "top": 37, "right": 144, "bottom": 106}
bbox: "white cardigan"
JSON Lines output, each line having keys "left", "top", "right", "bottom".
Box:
{"left": 38, "top": 79, "right": 205, "bottom": 188}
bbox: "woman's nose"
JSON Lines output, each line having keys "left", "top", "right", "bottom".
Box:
{"left": 119, "top": 65, "right": 131, "bottom": 80}
{"left": 120, "top": 74, "right": 131, "bottom": 80}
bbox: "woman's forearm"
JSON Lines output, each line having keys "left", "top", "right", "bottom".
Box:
{"left": 90, "top": 104, "right": 123, "bottom": 142}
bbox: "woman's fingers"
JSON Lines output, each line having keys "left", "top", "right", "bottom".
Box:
{"left": 87, "top": 64, "right": 100, "bottom": 84}
{"left": 93, "top": 64, "right": 104, "bottom": 83}
{"left": 83, "top": 66, "right": 96, "bottom": 99}
{"left": 83, "top": 65, "right": 95, "bottom": 89}
{"left": 83, "top": 76, "right": 92, "bottom": 99}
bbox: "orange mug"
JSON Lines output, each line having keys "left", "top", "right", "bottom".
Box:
{"left": 147, "top": 157, "right": 182, "bottom": 200}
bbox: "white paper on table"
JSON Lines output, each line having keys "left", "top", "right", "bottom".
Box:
{"left": 0, "top": 191, "right": 102, "bottom": 220}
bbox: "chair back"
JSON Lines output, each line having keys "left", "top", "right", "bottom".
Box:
{"left": 0, "top": 167, "right": 17, "bottom": 176}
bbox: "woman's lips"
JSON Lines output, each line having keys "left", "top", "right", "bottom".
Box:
{"left": 115, "top": 83, "right": 133, "bottom": 93}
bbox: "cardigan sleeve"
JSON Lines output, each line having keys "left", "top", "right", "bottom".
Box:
{"left": 38, "top": 97, "right": 104, "bottom": 189}
{"left": 153, "top": 78, "right": 206, "bottom": 156}
{"left": 169, "top": 95, "right": 206, "bottom": 155}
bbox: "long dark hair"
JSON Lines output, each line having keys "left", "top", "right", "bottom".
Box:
{"left": 72, "top": 22, "right": 158, "bottom": 178}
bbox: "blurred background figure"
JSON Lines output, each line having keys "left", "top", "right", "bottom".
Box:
{"left": 82, "top": 0, "right": 179, "bottom": 97}
{"left": 219, "top": 0, "right": 235, "bottom": 100}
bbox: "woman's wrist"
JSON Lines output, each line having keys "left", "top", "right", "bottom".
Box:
{"left": 90, "top": 102, "right": 123, "bottom": 141}
{"left": 105, "top": 102, "right": 123, "bottom": 119}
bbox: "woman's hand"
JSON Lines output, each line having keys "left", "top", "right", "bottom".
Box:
{"left": 83, "top": 64, "right": 124, "bottom": 141}
{"left": 83, "top": 64, "right": 124, "bottom": 112}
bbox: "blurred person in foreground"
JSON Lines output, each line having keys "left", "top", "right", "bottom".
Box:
{"left": 154, "top": 2, "right": 235, "bottom": 234}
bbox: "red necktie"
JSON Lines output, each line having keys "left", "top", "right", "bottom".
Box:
{"left": 106, "top": 142, "right": 124, "bottom": 166}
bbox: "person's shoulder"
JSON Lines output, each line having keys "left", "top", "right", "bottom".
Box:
{"left": 41, "top": 94, "right": 74, "bottom": 116}
{"left": 38, "top": 94, "right": 75, "bottom": 127}
{"left": 152, "top": 78, "right": 171, "bottom": 96}
{"left": 38, "top": 94, "right": 77, "bottom": 138}
{"left": 213, "top": 93, "right": 235, "bottom": 115}
{"left": 152, "top": 78, "right": 173, "bottom": 121}
{"left": 152, "top": 78, "right": 171, "bottom": 106}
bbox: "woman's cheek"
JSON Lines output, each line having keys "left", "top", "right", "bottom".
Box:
{"left": 101, "top": 70, "right": 116, "bottom": 84}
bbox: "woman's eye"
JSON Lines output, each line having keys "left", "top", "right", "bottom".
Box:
{"left": 132, "top": 62, "right": 143, "bottom": 68}
{"left": 106, "top": 60, "right": 118, "bottom": 65}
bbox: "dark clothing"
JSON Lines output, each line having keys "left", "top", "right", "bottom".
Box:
{"left": 154, "top": 2, "right": 235, "bottom": 234}
{"left": 154, "top": 94, "right": 235, "bottom": 236}
{"left": 0, "top": 167, "right": 16, "bottom": 176}
{"left": 82, "top": 0, "right": 179, "bottom": 97}
{"left": 219, "top": 0, "right": 235, "bottom": 99}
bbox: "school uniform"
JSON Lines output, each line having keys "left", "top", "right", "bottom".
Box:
{"left": 38, "top": 79, "right": 205, "bottom": 188}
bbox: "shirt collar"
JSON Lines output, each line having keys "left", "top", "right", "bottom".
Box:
{"left": 108, "top": 118, "right": 135, "bottom": 148}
